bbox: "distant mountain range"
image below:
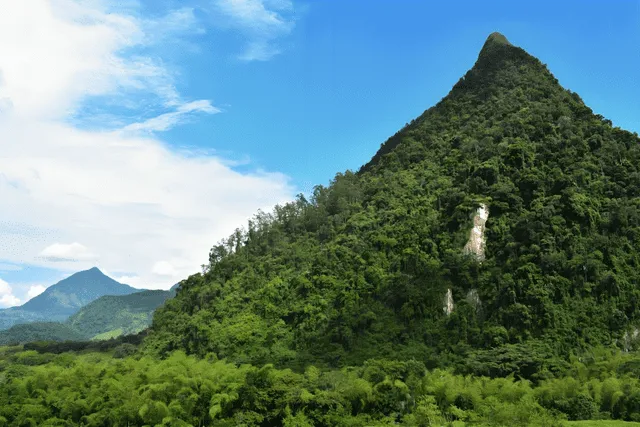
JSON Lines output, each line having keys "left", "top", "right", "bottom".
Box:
{"left": 0, "top": 268, "right": 179, "bottom": 344}
{"left": 0, "top": 267, "right": 139, "bottom": 330}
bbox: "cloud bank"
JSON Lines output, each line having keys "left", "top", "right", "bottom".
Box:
{"left": 0, "top": 0, "right": 295, "bottom": 299}
{"left": 0, "top": 278, "right": 21, "bottom": 308}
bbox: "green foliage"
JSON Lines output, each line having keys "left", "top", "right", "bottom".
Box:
{"left": 144, "top": 32, "right": 640, "bottom": 374}
{"left": 0, "top": 348, "right": 564, "bottom": 425}
{"left": 5, "top": 346, "right": 640, "bottom": 425}
{"left": 22, "top": 330, "right": 147, "bottom": 354}
{"left": 0, "top": 322, "right": 87, "bottom": 345}
{"left": 567, "top": 422, "right": 640, "bottom": 427}
{"left": 67, "top": 289, "right": 174, "bottom": 338}
{"left": 4, "top": 32, "right": 640, "bottom": 426}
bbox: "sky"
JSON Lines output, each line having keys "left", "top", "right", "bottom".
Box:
{"left": 0, "top": 0, "right": 638, "bottom": 306}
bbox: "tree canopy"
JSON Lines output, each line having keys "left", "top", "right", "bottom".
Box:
{"left": 145, "top": 33, "right": 640, "bottom": 373}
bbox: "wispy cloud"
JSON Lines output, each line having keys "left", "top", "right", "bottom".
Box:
{"left": 122, "top": 100, "right": 221, "bottom": 133}
{"left": 0, "top": 0, "right": 295, "bottom": 297}
{"left": 0, "top": 263, "right": 22, "bottom": 272}
{"left": 212, "top": 0, "right": 296, "bottom": 61}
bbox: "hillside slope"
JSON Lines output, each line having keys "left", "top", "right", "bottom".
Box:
{"left": 145, "top": 33, "right": 640, "bottom": 372}
{"left": 68, "top": 289, "right": 175, "bottom": 339}
{"left": 0, "top": 268, "right": 140, "bottom": 330}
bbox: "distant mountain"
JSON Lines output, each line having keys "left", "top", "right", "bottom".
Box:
{"left": 0, "top": 267, "right": 140, "bottom": 330}
{"left": 0, "top": 322, "right": 86, "bottom": 345}
{"left": 67, "top": 289, "right": 175, "bottom": 340}
{"left": 0, "top": 287, "right": 176, "bottom": 344}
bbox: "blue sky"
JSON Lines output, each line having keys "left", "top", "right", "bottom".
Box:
{"left": 0, "top": 0, "right": 638, "bottom": 305}
{"left": 155, "top": 0, "right": 640, "bottom": 189}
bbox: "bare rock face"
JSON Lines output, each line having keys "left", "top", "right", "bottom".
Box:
{"left": 443, "top": 288, "right": 454, "bottom": 316}
{"left": 463, "top": 204, "right": 489, "bottom": 261}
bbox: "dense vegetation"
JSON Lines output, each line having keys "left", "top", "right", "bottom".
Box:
{"left": 68, "top": 289, "right": 175, "bottom": 340}
{"left": 0, "top": 322, "right": 85, "bottom": 345}
{"left": 2, "top": 32, "right": 640, "bottom": 425}
{"left": 145, "top": 33, "right": 640, "bottom": 373}
{"left": 5, "top": 344, "right": 640, "bottom": 425}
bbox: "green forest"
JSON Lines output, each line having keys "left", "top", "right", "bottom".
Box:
{"left": 5, "top": 344, "right": 640, "bottom": 425}
{"left": 2, "top": 32, "right": 640, "bottom": 425}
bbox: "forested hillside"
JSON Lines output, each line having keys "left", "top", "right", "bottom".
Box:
{"left": 145, "top": 33, "right": 640, "bottom": 372}
{"left": 2, "top": 32, "right": 640, "bottom": 426}
{"left": 0, "top": 322, "right": 85, "bottom": 345}
{"left": 68, "top": 289, "right": 175, "bottom": 340}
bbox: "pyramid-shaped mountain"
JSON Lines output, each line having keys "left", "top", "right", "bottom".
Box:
{"left": 0, "top": 267, "right": 140, "bottom": 330}
{"left": 146, "top": 33, "right": 640, "bottom": 370}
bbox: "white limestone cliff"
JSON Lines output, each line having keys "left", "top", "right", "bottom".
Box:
{"left": 463, "top": 204, "right": 489, "bottom": 261}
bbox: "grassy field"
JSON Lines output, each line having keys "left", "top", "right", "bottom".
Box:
{"left": 92, "top": 327, "right": 123, "bottom": 340}
{"left": 566, "top": 421, "right": 640, "bottom": 426}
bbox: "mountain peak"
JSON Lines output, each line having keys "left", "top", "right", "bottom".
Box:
{"left": 359, "top": 32, "right": 547, "bottom": 173}
{"left": 68, "top": 267, "right": 107, "bottom": 281}
{"left": 9, "top": 268, "right": 140, "bottom": 323}
{"left": 484, "top": 32, "right": 512, "bottom": 47}
{"left": 476, "top": 31, "right": 521, "bottom": 62}
{"left": 83, "top": 266, "right": 103, "bottom": 274}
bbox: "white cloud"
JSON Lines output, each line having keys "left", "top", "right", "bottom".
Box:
{"left": 27, "top": 285, "right": 47, "bottom": 299}
{"left": 0, "top": 279, "right": 11, "bottom": 296}
{"left": 0, "top": 295, "right": 21, "bottom": 308}
{"left": 122, "top": 100, "right": 221, "bottom": 133}
{"left": 213, "top": 0, "right": 295, "bottom": 61}
{"left": 0, "top": 1, "right": 296, "bottom": 290}
{"left": 0, "top": 278, "right": 21, "bottom": 308}
{"left": 144, "top": 7, "right": 204, "bottom": 39}
{"left": 39, "top": 242, "right": 97, "bottom": 262}
{"left": 152, "top": 261, "right": 179, "bottom": 277}
{"left": 112, "top": 274, "right": 147, "bottom": 289}
{"left": 1, "top": 0, "right": 143, "bottom": 119}
{"left": 0, "top": 0, "right": 211, "bottom": 121}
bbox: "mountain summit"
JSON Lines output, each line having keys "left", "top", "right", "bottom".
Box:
{"left": 0, "top": 267, "right": 140, "bottom": 330}
{"left": 20, "top": 267, "right": 138, "bottom": 315}
{"left": 147, "top": 33, "right": 640, "bottom": 370}
{"left": 485, "top": 31, "right": 512, "bottom": 46}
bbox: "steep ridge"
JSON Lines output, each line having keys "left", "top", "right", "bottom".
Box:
{"left": 145, "top": 33, "right": 640, "bottom": 371}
